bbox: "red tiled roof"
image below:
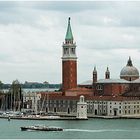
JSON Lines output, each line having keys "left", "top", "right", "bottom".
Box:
{"left": 90, "top": 96, "right": 138, "bottom": 101}
{"left": 37, "top": 91, "right": 62, "bottom": 95}
{"left": 65, "top": 87, "right": 93, "bottom": 96}
{"left": 36, "top": 91, "right": 140, "bottom": 101}
{"left": 67, "top": 87, "right": 92, "bottom": 91}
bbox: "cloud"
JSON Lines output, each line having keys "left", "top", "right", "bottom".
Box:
{"left": 0, "top": 1, "right": 140, "bottom": 84}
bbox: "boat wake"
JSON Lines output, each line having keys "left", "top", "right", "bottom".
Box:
{"left": 26, "top": 129, "right": 36, "bottom": 132}
{"left": 64, "top": 129, "right": 135, "bottom": 133}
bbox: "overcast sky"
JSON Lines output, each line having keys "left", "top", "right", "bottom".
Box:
{"left": 1, "top": 1, "right": 140, "bottom": 84}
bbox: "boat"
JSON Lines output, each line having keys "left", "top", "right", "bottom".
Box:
{"left": 20, "top": 125, "right": 63, "bottom": 131}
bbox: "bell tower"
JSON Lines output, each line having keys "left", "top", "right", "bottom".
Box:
{"left": 93, "top": 66, "right": 97, "bottom": 83}
{"left": 62, "top": 17, "right": 77, "bottom": 93}
{"left": 105, "top": 67, "right": 110, "bottom": 79}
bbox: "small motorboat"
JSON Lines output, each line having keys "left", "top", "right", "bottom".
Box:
{"left": 20, "top": 125, "right": 63, "bottom": 131}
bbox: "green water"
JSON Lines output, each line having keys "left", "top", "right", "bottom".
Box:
{"left": 1, "top": 118, "right": 140, "bottom": 139}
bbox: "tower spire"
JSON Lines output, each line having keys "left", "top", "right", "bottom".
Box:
{"left": 106, "top": 67, "right": 109, "bottom": 72}
{"left": 93, "top": 66, "right": 97, "bottom": 72}
{"left": 127, "top": 56, "right": 133, "bottom": 66}
{"left": 93, "top": 66, "right": 97, "bottom": 83}
{"left": 65, "top": 17, "right": 73, "bottom": 41}
{"left": 105, "top": 66, "right": 110, "bottom": 79}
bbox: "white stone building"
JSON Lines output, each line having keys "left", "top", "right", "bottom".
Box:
{"left": 22, "top": 92, "right": 41, "bottom": 113}
{"left": 76, "top": 95, "right": 87, "bottom": 119}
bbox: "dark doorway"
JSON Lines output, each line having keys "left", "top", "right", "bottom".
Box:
{"left": 95, "top": 109, "right": 97, "bottom": 115}
{"left": 114, "top": 110, "right": 117, "bottom": 116}
{"left": 46, "top": 108, "right": 48, "bottom": 113}
{"left": 54, "top": 107, "right": 56, "bottom": 112}
{"left": 68, "top": 108, "right": 70, "bottom": 114}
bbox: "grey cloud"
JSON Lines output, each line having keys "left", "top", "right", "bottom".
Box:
{"left": 15, "top": 1, "right": 115, "bottom": 12}
{"left": 0, "top": 1, "right": 140, "bottom": 83}
{"left": 1, "top": 1, "right": 140, "bottom": 28}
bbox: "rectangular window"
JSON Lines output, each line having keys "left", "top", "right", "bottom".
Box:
{"left": 134, "top": 110, "right": 136, "bottom": 114}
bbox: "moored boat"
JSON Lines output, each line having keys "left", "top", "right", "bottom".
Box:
{"left": 20, "top": 125, "right": 63, "bottom": 131}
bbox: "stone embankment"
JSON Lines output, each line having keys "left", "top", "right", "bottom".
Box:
{"left": 0, "top": 115, "right": 87, "bottom": 120}
{"left": 0, "top": 114, "right": 140, "bottom": 120}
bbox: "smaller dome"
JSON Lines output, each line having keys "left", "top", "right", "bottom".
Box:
{"left": 120, "top": 57, "right": 139, "bottom": 80}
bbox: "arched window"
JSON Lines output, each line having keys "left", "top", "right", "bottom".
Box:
{"left": 71, "top": 48, "right": 75, "bottom": 54}
{"left": 64, "top": 48, "right": 69, "bottom": 55}
{"left": 96, "top": 85, "right": 103, "bottom": 90}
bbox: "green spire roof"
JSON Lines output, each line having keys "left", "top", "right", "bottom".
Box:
{"left": 65, "top": 17, "right": 73, "bottom": 40}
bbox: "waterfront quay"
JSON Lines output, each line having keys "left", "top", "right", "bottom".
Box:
{"left": 1, "top": 112, "right": 140, "bottom": 120}
{"left": 0, "top": 115, "right": 77, "bottom": 120}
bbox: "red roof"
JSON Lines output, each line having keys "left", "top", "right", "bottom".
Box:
{"left": 65, "top": 87, "right": 93, "bottom": 96}
{"left": 36, "top": 91, "right": 140, "bottom": 101}
{"left": 67, "top": 87, "right": 92, "bottom": 91}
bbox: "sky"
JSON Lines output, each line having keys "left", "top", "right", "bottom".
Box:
{"left": 1, "top": 1, "right": 140, "bottom": 84}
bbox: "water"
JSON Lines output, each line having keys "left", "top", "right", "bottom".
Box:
{"left": 1, "top": 118, "right": 140, "bottom": 139}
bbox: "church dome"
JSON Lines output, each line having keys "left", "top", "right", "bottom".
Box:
{"left": 120, "top": 66, "right": 139, "bottom": 77}
{"left": 120, "top": 57, "right": 139, "bottom": 81}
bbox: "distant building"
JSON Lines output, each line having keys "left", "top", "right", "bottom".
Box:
{"left": 43, "top": 81, "right": 49, "bottom": 84}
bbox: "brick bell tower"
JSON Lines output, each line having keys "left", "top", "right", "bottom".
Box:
{"left": 62, "top": 17, "right": 77, "bottom": 93}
